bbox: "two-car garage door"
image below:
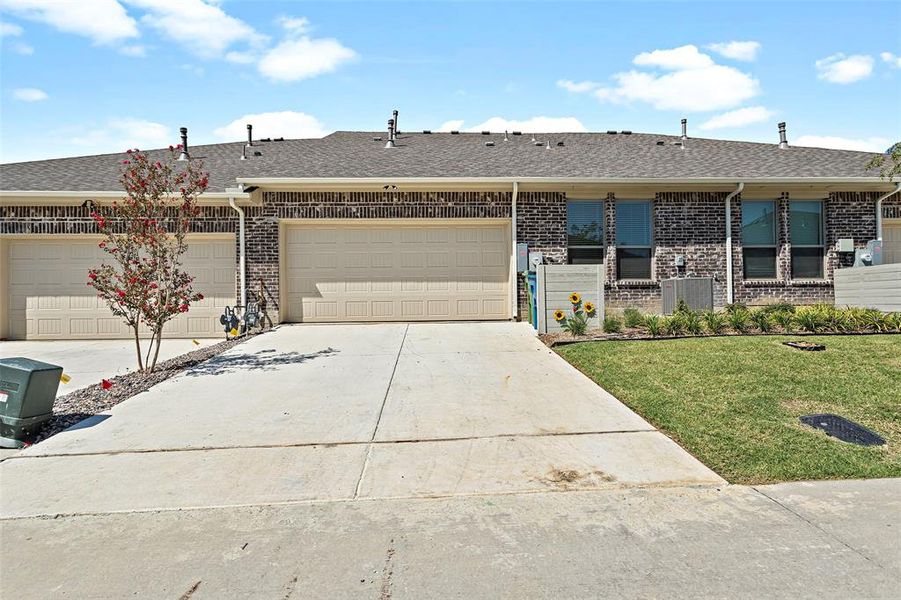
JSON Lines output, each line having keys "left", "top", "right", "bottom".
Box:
{"left": 282, "top": 221, "right": 512, "bottom": 322}
{"left": 3, "top": 236, "right": 235, "bottom": 340}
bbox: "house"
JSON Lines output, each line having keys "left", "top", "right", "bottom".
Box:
{"left": 1, "top": 117, "right": 899, "bottom": 340}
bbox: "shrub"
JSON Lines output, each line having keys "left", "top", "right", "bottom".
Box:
{"left": 683, "top": 311, "right": 704, "bottom": 335}
{"left": 603, "top": 315, "right": 623, "bottom": 333}
{"left": 664, "top": 314, "right": 686, "bottom": 336}
{"left": 702, "top": 310, "right": 728, "bottom": 334}
{"left": 623, "top": 308, "right": 644, "bottom": 328}
{"left": 749, "top": 309, "right": 774, "bottom": 333}
{"left": 674, "top": 299, "right": 694, "bottom": 315}
{"left": 643, "top": 314, "right": 664, "bottom": 337}
{"left": 772, "top": 310, "right": 795, "bottom": 332}
{"left": 724, "top": 302, "right": 748, "bottom": 314}
{"left": 727, "top": 309, "right": 751, "bottom": 333}
{"left": 885, "top": 312, "right": 901, "bottom": 332}
{"left": 760, "top": 302, "right": 795, "bottom": 314}
{"left": 795, "top": 306, "right": 828, "bottom": 333}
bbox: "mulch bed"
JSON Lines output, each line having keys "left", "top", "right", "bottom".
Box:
{"left": 539, "top": 327, "right": 897, "bottom": 347}
{"left": 28, "top": 333, "right": 262, "bottom": 445}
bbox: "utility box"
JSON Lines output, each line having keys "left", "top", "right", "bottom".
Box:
{"left": 662, "top": 277, "right": 714, "bottom": 315}
{"left": 0, "top": 357, "right": 62, "bottom": 448}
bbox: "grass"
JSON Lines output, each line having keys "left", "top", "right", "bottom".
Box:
{"left": 556, "top": 335, "right": 901, "bottom": 484}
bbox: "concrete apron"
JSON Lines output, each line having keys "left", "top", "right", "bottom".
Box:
{"left": 0, "top": 323, "right": 722, "bottom": 518}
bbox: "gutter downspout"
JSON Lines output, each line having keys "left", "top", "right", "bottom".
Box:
{"left": 511, "top": 181, "right": 519, "bottom": 319}
{"left": 724, "top": 182, "right": 744, "bottom": 305}
{"left": 875, "top": 182, "right": 901, "bottom": 241}
{"left": 228, "top": 196, "right": 247, "bottom": 310}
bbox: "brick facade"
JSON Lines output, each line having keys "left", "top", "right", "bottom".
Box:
{"left": 2, "top": 189, "right": 897, "bottom": 323}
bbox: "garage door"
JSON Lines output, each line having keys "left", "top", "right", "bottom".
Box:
{"left": 884, "top": 220, "right": 901, "bottom": 264}
{"left": 283, "top": 221, "right": 511, "bottom": 322}
{"left": 5, "top": 236, "right": 235, "bottom": 340}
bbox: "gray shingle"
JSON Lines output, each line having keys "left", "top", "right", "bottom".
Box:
{"left": 0, "top": 131, "right": 883, "bottom": 193}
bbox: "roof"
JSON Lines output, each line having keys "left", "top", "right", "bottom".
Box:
{"left": 0, "top": 131, "right": 883, "bottom": 194}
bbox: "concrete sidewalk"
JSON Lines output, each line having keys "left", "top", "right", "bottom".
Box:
{"left": 1, "top": 479, "right": 898, "bottom": 599}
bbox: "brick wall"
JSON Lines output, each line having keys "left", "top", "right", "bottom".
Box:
{"left": 515, "top": 191, "right": 566, "bottom": 314}
{"left": 0, "top": 205, "right": 236, "bottom": 234}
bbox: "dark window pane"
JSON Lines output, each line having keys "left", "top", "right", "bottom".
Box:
{"left": 568, "top": 247, "right": 604, "bottom": 264}
{"left": 616, "top": 201, "right": 652, "bottom": 246}
{"left": 790, "top": 201, "right": 823, "bottom": 246}
{"left": 742, "top": 201, "right": 776, "bottom": 246}
{"left": 792, "top": 247, "right": 824, "bottom": 278}
{"left": 743, "top": 247, "right": 777, "bottom": 279}
{"left": 567, "top": 202, "right": 604, "bottom": 246}
{"left": 617, "top": 248, "right": 652, "bottom": 279}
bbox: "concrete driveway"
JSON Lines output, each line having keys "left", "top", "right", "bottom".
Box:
{"left": 0, "top": 338, "right": 220, "bottom": 396}
{"left": 1, "top": 322, "right": 721, "bottom": 517}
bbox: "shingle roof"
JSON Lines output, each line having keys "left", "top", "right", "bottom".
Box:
{"left": 0, "top": 131, "right": 883, "bottom": 193}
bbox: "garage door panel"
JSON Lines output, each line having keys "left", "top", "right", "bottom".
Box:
{"left": 6, "top": 237, "right": 235, "bottom": 340}
{"left": 284, "top": 222, "right": 511, "bottom": 323}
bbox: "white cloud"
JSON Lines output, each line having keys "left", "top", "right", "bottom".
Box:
{"left": 12, "top": 87, "right": 47, "bottom": 101}
{"left": 0, "top": 20, "right": 23, "bottom": 36}
{"left": 562, "top": 45, "right": 760, "bottom": 112}
{"left": 881, "top": 52, "right": 901, "bottom": 69}
{"left": 556, "top": 79, "right": 600, "bottom": 93}
{"left": 0, "top": 0, "right": 138, "bottom": 45}
{"left": 698, "top": 106, "right": 774, "bottom": 130}
{"left": 278, "top": 16, "right": 309, "bottom": 34}
{"left": 793, "top": 135, "right": 891, "bottom": 153}
{"left": 66, "top": 117, "right": 172, "bottom": 153}
{"left": 707, "top": 41, "right": 760, "bottom": 61}
{"left": 815, "top": 53, "right": 874, "bottom": 84}
{"left": 437, "top": 119, "right": 465, "bottom": 132}
{"left": 125, "top": 0, "right": 265, "bottom": 59}
{"left": 437, "top": 117, "right": 587, "bottom": 133}
{"left": 10, "top": 41, "right": 32, "bottom": 53}
{"left": 213, "top": 111, "right": 329, "bottom": 140}
{"left": 225, "top": 50, "right": 256, "bottom": 64}
{"left": 119, "top": 44, "right": 146, "bottom": 57}
{"left": 257, "top": 35, "right": 356, "bottom": 82}
{"left": 633, "top": 45, "right": 714, "bottom": 70}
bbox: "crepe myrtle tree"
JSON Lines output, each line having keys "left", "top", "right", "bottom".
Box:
{"left": 866, "top": 141, "right": 901, "bottom": 181}
{"left": 87, "top": 146, "right": 209, "bottom": 373}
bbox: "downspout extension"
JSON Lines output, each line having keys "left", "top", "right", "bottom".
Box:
{"left": 875, "top": 182, "right": 901, "bottom": 241}
{"left": 511, "top": 181, "right": 519, "bottom": 319}
{"left": 227, "top": 196, "right": 247, "bottom": 310}
{"left": 724, "top": 182, "right": 744, "bottom": 305}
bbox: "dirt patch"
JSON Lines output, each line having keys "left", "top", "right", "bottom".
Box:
{"left": 26, "top": 333, "right": 264, "bottom": 445}
{"left": 539, "top": 468, "right": 616, "bottom": 489}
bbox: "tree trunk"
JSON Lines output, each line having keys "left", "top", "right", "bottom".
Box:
{"left": 149, "top": 326, "right": 164, "bottom": 372}
{"left": 132, "top": 325, "right": 144, "bottom": 372}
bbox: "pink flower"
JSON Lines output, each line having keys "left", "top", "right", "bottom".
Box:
{"left": 89, "top": 273, "right": 97, "bottom": 280}
{"left": 99, "top": 241, "right": 107, "bottom": 248}
{"left": 117, "top": 290, "right": 126, "bottom": 298}
{"left": 122, "top": 160, "right": 130, "bottom": 165}
{"left": 179, "top": 304, "right": 189, "bottom": 313}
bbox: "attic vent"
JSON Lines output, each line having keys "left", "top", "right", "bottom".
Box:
{"left": 274, "top": 137, "right": 284, "bottom": 142}
{"left": 260, "top": 137, "right": 271, "bottom": 142}
{"left": 373, "top": 136, "right": 383, "bottom": 141}
{"left": 481, "top": 131, "right": 490, "bottom": 135}
{"left": 606, "top": 130, "right": 617, "bottom": 135}
{"left": 485, "top": 141, "right": 495, "bottom": 147}
{"left": 656, "top": 141, "right": 665, "bottom": 146}
{"left": 450, "top": 130, "right": 460, "bottom": 135}
{"left": 422, "top": 130, "right": 432, "bottom": 134}
{"left": 557, "top": 141, "right": 565, "bottom": 147}
{"left": 253, "top": 151, "right": 262, "bottom": 156}
{"left": 534, "top": 141, "right": 543, "bottom": 146}
{"left": 621, "top": 130, "right": 632, "bottom": 135}
{"left": 512, "top": 131, "right": 522, "bottom": 136}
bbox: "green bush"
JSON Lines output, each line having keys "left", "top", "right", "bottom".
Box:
{"left": 749, "top": 309, "right": 774, "bottom": 333}
{"left": 603, "top": 315, "right": 623, "bottom": 333}
{"left": 727, "top": 309, "right": 751, "bottom": 333}
{"left": 664, "top": 314, "right": 686, "bottom": 336}
{"left": 674, "top": 299, "right": 694, "bottom": 315}
{"left": 772, "top": 310, "right": 795, "bottom": 332}
{"left": 642, "top": 315, "right": 664, "bottom": 337}
{"left": 795, "top": 306, "right": 828, "bottom": 333}
{"left": 702, "top": 310, "right": 728, "bottom": 334}
{"left": 683, "top": 311, "right": 704, "bottom": 335}
{"left": 623, "top": 308, "right": 644, "bottom": 328}
{"left": 760, "top": 302, "right": 795, "bottom": 314}
{"left": 724, "top": 302, "right": 748, "bottom": 314}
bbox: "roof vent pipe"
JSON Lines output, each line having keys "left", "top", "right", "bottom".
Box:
{"left": 778, "top": 122, "right": 788, "bottom": 149}
{"left": 504, "top": 130, "right": 509, "bottom": 142}
{"left": 681, "top": 118, "right": 688, "bottom": 140}
{"left": 392, "top": 109, "right": 399, "bottom": 135}
{"left": 246, "top": 124, "right": 253, "bottom": 147}
{"left": 177, "top": 127, "right": 189, "bottom": 161}
{"left": 385, "top": 119, "right": 396, "bottom": 148}
{"left": 546, "top": 140, "right": 552, "bottom": 150}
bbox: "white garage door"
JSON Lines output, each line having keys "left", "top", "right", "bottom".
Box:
{"left": 5, "top": 236, "right": 235, "bottom": 340}
{"left": 283, "top": 221, "right": 511, "bottom": 322}
{"left": 884, "top": 221, "right": 901, "bottom": 264}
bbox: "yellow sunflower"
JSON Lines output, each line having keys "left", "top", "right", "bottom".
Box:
{"left": 553, "top": 309, "right": 566, "bottom": 322}
{"left": 569, "top": 292, "right": 581, "bottom": 304}
{"left": 584, "top": 302, "right": 596, "bottom": 314}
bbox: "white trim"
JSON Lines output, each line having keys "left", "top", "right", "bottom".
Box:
{"left": 234, "top": 176, "right": 893, "bottom": 187}
{"left": 724, "top": 182, "right": 744, "bottom": 305}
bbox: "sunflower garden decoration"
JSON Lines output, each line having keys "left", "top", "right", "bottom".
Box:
{"left": 554, "top": 292, "right": 597, "bottom": 336}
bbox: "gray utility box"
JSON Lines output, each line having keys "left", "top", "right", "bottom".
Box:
{"left": 0, "top": 357, "right": 63, "bottom": 448}
{"left": 662, "top": 277, "right": 714, "bottom": 315}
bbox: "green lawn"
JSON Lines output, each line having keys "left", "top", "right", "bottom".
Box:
{"left": 556, "top": 335, "right": 901, "bottom": 484}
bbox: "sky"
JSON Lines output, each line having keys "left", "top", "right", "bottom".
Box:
{"left": 0, "top": 0, "right": 899, "bottom": 164}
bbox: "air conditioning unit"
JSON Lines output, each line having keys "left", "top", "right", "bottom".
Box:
{"left": 662, "top": 277, "right": 714, "bottom": 315}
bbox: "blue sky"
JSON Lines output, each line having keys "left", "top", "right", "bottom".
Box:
{"left": 1, "top": 0, "right": 899, "bottom": 163}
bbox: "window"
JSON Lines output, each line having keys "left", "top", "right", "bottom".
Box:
{"left": 567, "top": 201, "right": 604, "bottom": 264}
{"left": 790, "top": 201, "right": 824, "bottom": 279}
{"left": 616, "top": 201, "right": 652, "bottom": 279}
{"left": 742, "top": 201, "right": 777, "bottom": 279}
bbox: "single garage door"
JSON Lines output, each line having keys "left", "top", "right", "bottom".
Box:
{"left": 283, "top": 220, "right": 512, "bottom": 322}
{"left": 5, "top": 235, "right": 235, "bottom": 340}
